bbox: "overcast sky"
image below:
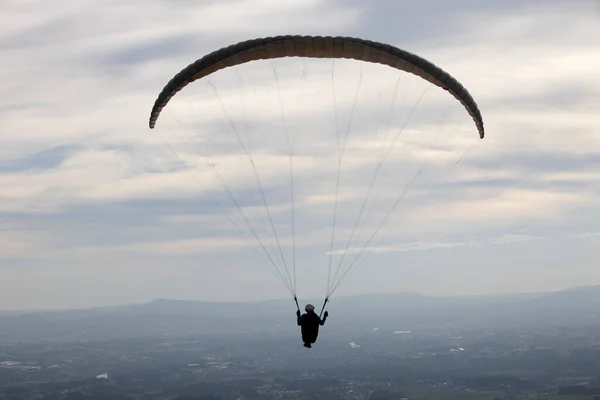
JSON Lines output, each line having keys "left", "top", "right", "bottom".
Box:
{"left": 1, "top": 0, "right": 599, "bottom": 310}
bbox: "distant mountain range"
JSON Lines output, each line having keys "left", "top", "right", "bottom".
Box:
{"left": 1, "top": 286, "right": 599, "bottom": 342}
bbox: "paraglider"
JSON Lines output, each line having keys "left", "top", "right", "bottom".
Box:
{"left": 297, "top": 304, "right": 328, "bottom": 348}
{"left": 148, "top": 35, "right": 485, "bottom": 347}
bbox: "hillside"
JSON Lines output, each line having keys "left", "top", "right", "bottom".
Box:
{"left": 1, "top": 286, "right": 599, "bottom": 342}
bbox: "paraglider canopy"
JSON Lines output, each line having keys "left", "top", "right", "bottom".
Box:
{"left": 149, "top": 35, "right": 484, "bottom": 139}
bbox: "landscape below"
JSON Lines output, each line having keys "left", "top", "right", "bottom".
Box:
{"left": 1, "top": 286, "right": 600, "bottom": 399}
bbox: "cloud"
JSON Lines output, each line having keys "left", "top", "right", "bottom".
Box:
{"left": 572, "top": 231, "right": 600, "bottom": 239}
{"left": 327, "top": 233, "right": 546, "bottom": 255}
{"left": 0, "top": 0, "right": 599, "bottom": 308}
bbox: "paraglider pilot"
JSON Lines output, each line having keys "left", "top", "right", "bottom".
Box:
{"left": 296, "top": 304, "right": 328, "bottom": 348}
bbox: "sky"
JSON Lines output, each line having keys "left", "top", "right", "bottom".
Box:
{"left": 1, "top": 0, "right": 599, "bottom": 310}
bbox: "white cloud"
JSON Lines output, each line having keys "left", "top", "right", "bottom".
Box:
{"left": 1, "top": 0, "right": 599, "bottom": 308}
{"left": 328, "top": 233, "right": 546, "bottom": 256}
{"left": 572, "top": 231, "right": 600, "bottom": 239}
